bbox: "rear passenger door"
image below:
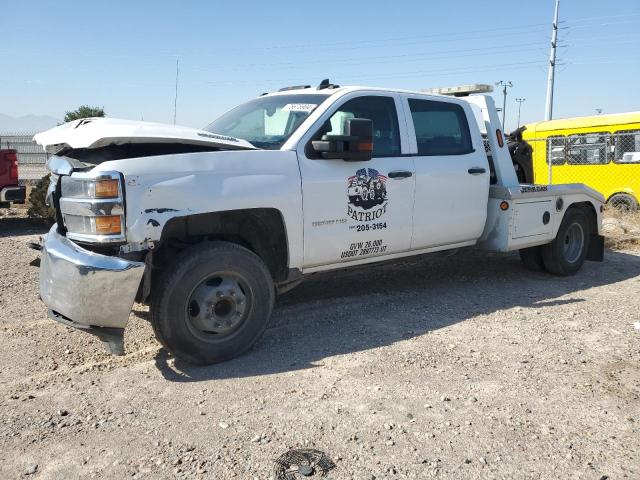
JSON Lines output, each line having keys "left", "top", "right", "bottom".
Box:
{"left": 404, "top": 96, "right": 490, "bottom": 250}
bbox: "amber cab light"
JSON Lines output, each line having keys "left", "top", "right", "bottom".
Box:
{"left": 500, "top": 201, "right": 510, "bottom": 211}
{"left": 95, "top": 179, "right": 119, "bottom": 198}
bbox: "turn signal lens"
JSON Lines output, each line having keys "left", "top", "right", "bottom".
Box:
{"left": 95, "top": 179, "right": 119, "bottom": 198}
{"left": 95, "top": 215, "right": 122, "bottom": 234}
{"left": 496, "top": 129, "right": 504, "bottom": 148}
{"left": 500, "top": 201, "right": 510, "bottom": 211}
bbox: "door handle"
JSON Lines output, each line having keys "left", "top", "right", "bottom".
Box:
{"left": 467, "top": 167, "right": 486, "bottom": 175}
{"left": 388, "top": 170, "right": 413, "bottom": 179}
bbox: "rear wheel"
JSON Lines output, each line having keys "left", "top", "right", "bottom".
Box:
{"left": 519, "top": 246, "right": 545, "bottom": 272}
{"left": 541, "top": 208, "right": 590, "bottom": 276}
{"left": 151, "top": 242, "right": 274, "bottom": 365}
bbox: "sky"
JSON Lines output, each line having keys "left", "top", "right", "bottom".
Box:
{"left": 2, "top": 0, "right": 639, "bottom": 132}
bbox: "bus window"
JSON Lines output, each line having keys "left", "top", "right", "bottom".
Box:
{"left": 614, "top": 129, "right": 640, "bottom": 163}
{"left": 567, "top": 132, "right": 609, "bottom": 165}
{"left": 547, "top": 136, "right": 566, "bottom": 165}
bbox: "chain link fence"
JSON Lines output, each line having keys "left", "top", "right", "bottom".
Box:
{"left": 0, "top": 133, "right": 48, "bottom": 183}
{"left": 525, "top": 131, "right": 640, "bottom": 209}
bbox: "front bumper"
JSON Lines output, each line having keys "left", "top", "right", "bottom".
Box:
{"left": 39, "top": 224, "right": 145, "bottom": 330}
{"left": 0, "top": 185, "right": 26, "bottom": 203}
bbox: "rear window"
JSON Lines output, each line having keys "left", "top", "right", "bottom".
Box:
{"left": 408, "top": 99, "right": 473, "bottom": 156}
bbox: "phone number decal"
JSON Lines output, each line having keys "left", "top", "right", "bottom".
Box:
{"left": 353, "top": 222, "right": 387, "bottom": 232}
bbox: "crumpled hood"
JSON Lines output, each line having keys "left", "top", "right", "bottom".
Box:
{"left": 33, "top": 117, "right": 255, "bottom": 154}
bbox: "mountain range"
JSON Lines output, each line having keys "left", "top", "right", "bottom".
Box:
{"left": 0, "top": 113, "right": 61, "bottom": 133}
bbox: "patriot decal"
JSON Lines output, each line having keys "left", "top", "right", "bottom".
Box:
{"left": 346, "top": 168, "right": 388, "bottom": 222}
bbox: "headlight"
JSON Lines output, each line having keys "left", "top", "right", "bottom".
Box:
{"left": 61, "top": 177, "right": 120, "bottom": 199}
{"left": 59, "top": 172, "right": 125, "bottom": 243}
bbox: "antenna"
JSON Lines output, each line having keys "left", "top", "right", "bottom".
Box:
{"left": 544, "top": 0, "right": 560, "bottom": 120}
{"left": 173, "top": 58, "right": 179, "bottom": 125}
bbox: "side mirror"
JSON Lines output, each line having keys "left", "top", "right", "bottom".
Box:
{"left": 311, "top": 118, "right": 373, "bottom": 161}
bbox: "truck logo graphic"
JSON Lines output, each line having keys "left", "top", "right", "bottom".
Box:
{"left": 347, "top": 168, "right": 387, "bottom": 208}
{"left": 347, "top": 168, "right": 388, "bottom": 222}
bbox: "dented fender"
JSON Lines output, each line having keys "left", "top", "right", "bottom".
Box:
{"left": 91, "top": 149, "right": 304, "bottom": 268}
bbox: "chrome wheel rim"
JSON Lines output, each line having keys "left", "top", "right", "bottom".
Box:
{"left": 563, "top": 222, "right": 584, "bottom": 264}
{"left": 186, "top": 273, "right": 248, "bottom": 337}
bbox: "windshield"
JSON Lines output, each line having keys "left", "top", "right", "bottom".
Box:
{"left": 204, "top": 94, "right": 330, "bottom": 149}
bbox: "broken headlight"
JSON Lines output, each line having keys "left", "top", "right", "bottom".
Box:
{"left": 59, "top": 172, "right": 126, "bottom": 243}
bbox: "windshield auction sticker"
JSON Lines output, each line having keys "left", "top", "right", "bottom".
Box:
{"left": 282, "top": 103, "right": 317, "bottom": 113}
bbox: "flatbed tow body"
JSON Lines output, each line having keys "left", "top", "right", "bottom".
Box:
{"left": 480, "top": 183, "right": 604, "bottom": 254}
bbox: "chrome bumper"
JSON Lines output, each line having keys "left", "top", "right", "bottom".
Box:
{"left": 39, "top": 225, "right": 145, "bottom": 329}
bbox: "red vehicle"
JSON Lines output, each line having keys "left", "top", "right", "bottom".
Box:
{"left": 0, "top": 149, "right": 25, "bottom": 207}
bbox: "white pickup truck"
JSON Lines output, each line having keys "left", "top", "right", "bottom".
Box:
{"left": 35, "top": 80, "right": 605, "bottom": 364}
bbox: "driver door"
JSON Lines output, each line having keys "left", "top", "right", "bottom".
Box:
{"left": 298, "top": 93, "right": 415, "bottom": 268}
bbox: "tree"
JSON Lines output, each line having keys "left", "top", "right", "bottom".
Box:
{"left": 27, "top": 174, "right": 55, "bottom": 222}
{"left": 63, "top": 105, "right": 105, "bottom": 123}
{"left": 28, "top": 105, "right": 106, "bottom": 221}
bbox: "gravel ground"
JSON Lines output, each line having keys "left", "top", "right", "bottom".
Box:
{"left": 0, "top": 211, "right": 639, "bottom": 479}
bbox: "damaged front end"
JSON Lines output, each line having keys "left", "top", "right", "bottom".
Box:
{"left": 34, "top": 117, "right": 257, "bottom": 355}
{"left": 40, "top": 156, "right": 145, "bottom": 354}
{"left": 40, "top": 225, "right": 144, "bottom": 355}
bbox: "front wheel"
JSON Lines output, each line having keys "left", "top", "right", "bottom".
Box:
{"left": 541, "top": 208, "right": 590, "bottom": 276}
{"left": 151, "top": 242, "right": 274, "bottom": 365}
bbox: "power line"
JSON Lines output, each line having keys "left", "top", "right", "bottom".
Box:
{"left": 188, "top": 42, "right": 551, "bottom": 74}
{"left": 565, "top": 12, "right": 640, "bottom": 24}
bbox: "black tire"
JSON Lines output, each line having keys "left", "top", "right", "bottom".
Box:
{"left": 151, "top": 241, "right": 274, "bottom": 365}
{"left": 541, "top": 208, "right": 590, "bottom": 276}
{"left": 519, "top": 246, "right": 545, "bottom": 272}
{"left": 607, "top": 193, "right": 638, "bottom": 212}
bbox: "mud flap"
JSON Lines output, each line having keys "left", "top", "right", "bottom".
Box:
{"left": 587, "top": 234, "right": 604, "bottom": 262}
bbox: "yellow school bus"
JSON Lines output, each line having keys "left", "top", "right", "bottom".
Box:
{"left": 522, "top": 112, "right": 640, "bottom": 210}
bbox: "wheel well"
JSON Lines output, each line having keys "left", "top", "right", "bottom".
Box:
{"left": 567, "top": 201, "right": 597, "bottom": 234}
{"left": 606, "top": 192, "right": 638, "bottom": 203}
{"left": 156, "top": 208, "right": 289, "bottom": 282}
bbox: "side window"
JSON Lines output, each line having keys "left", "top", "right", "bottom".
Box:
{"left": 326, "top": 96, "right": 401, "bottom": 157}
{"left": 407, "top": 99, "right": 472, "bottom": 156}
{"left": 546, "top": 136, "right": 566, "bottom": 165}
{"left": 613, "top": 129, "right": 640, "bottom": 163}
{"left": 567, "top": 132, "right": 609, "bottom": 165}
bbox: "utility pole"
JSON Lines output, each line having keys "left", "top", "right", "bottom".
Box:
{"left": 495, "top": 80, "right": 513, "bottom": 130}
{"left": 544, "top": 0, "right": 560, "bottom": 120}
{"left": 173, "top": 58, "right": 179, "bottom": 125}
{"left": 515, "top": 98, "right": 526, "bottom": 127}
